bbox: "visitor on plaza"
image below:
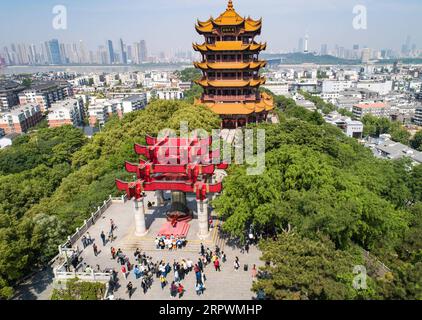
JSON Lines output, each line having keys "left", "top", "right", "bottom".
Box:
{"left": 81, "top": 235, "right": 88, "bottom": 248}
{"left": 221, "top": 251, "right": 227, "bottom": 263}
{"left": 86, "top": 232, "right": 92, "bottom": 244}
{"left": 234, "top": 256, "right": 240, "bottom": 271}
{"left": 200, "top": 243, "right": 205, "bottom": 256}
{"left": 134, "top": 248, "right": 141, "bottom": 261}
{"left": 160, "top": 274, "right": 167, "bottom": 289}
{"left": 126, "top": 282, "right": 133, "bottom": 299}
{"left": 170, "top": 281, "right": 177, "bottom": 297}
{"left": 110, "top": 219, "right": 116, "bottom": 231}
{"left": 108, "top": 229, "right": 114, "bottom": 243}
{"left": 174, "top": 269, "right": 180, "bottom": 282}
{"left": 195, "top": 269, "right": 202, "bottom": 284}
{"left": 251, "top": 264, "right": 257, "bottom": 280}
{"left": 178, "top": 283, "right": 185, "bottom": 298}
{"left": 134, "top": 265, "right": 140, "bottom": 279}
{"left": 214, "top": 257, "right": 221, "bottom": 272}
{"left": 197, "top": 258, "right": 203, "bottom": 272}
{"left": 215, "top": 245, "right": 220, "bottom": 256}
{"left": 195, "top": 282, "right": 204, "bottom": 296}
{"left": 245, "top": 242, "right": 250, "bottom": 254}
{"left": 93, "top": 243, "right": 98, "bottom": 256}
{"left": 110, "top": 247, "right": 116, "bottom": 259}
{"left": 100, "top": 231, "right": 106, "bottom": 246}
{"left": 121, "top": 265, "right": 127, "bottom": 279}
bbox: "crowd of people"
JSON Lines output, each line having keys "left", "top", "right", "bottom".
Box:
{"left": 155, "top": 235, "right": 187, "bottom": 250}
{"left": 71, "top": 216, "right": 260, "bottom": 299}
{"left": 107, "top": 242, "right": 238, "bottom": 299}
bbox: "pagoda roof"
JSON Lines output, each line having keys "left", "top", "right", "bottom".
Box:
{"left": 193, "top": 41, "right": 266, "bottom": 52}
{"left": 195, "top": 1, "right": 262, "bottom": 33}
{"left": 196, "top": 92, "right": 274, "bottom": 115}
{"left": 194, "top": 60, "right": 267, "bottom": 70}
{"left": 196, "top": 77, "right": 266, "bottom": 88}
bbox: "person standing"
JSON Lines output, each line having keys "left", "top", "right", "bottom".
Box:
{"left": 198, "top": 258, "right": 203, "bottom": 272}
{"left": 251, "top": 264, "right": 257, "bottom": 280}
{"left": 141, "top": 277, "right": 148, "bottom": 294}
{"left": 100, "top": 231, "right": 106, "bottom": 246}
{"left": 121, "top": 265, "right": 127, "bottom": 279}
{"left": 234, "top": 257, "right": 240, "bottom": 271}
{"left": 195, "top": 282, "right": 202, "bottom": 296}
{"left": 93, "top": 243, "right": 98, "bottom": 257}
{"left": 81, "top": 235, "right": 87, "bottom": 248}
{"left": 214, "top": 258, "right": 221, "bottom": 272}
{"left": 196, "top": 270, "right": 202, "bottom": 284}
{"left": 170, "top": 281, "right": 177, "bottom": 298}
{"left": 86, "top": 232, "right": 92, "bottom": 245}
{"left": 200, "top": 243, "right": 205, "bottom": 256}
{"left": 160, "top": 274, "right": 167, "bottom": 290}
{"left": 222, "top": 252, "right": 227, "bottom": 263}
{"left": 126, "top": 282, "right": 133, "bottom": 299}
{"left": 178, "top": 283, "right": 184, "bottom": 299}
{"left": 110, "top": 247, "right": 116, "bottom": 259}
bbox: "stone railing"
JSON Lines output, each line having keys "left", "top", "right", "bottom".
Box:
{"left": 58, "top": 194, "right": 127, "bottom": 253}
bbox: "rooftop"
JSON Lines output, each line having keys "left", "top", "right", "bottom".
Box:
{"left": 374, "top": 139, "right": 422, "bottom": 164}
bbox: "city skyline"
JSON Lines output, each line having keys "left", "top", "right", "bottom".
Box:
{"left": 1, "top": 0, "right": 422, "bottom": 54}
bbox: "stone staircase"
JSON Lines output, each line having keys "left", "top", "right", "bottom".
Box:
{"left": 119, "top": 220, "right": 224, "bottom": 254}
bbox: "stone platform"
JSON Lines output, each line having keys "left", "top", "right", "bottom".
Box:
{"left": 69, "top": 192, "right": 261, "bottom": 300}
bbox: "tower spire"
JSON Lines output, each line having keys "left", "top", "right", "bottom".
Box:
{"left": 227, "top": 0, "right": 234, "bottom": 11}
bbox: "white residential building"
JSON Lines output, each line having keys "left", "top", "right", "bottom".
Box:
{"left": 321, "top": 80, "right": 354, "bottom": 93}
{"left": 47, "top": 98, "right": 84, "bottom": 128}
{"left": 121, "top": 94, "right": 147, "bottom": 114}
{"left": 357, "top": 80, "right": 393, "bottom": 95}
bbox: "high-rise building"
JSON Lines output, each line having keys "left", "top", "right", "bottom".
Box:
{"left": 48, "top": 39, "right": 62, "bottom": 64}
{"left": 120, "top": 38, "right": 127, "bottom": 64}
{"left": 193, "top": 0, "right": 274, "bottom": 128}
{"left": 139, "top": 40, "right": 148, "bottom": 62}
{"left": 320, "top": 44, "right": 328, "bottom": 55}
{"left": 126, "top": 45, "right": 133, "bottom": 63}
{"left": 361, "top": 48, "right": 371, "bottom": 63}
{"left": 298, "top": 38, "right": 304, "bottom": 53}
{"left": 304, "top": 33, "right": 309, "bottom": 53}
{"left": 79, "top": 40, "right": 87, "bottom": 64}
{"left": 107, "top": 40, "right": 115, "bottom": 64}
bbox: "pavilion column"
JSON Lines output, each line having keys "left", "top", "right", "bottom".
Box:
{"left": 197, "top": 198, "right": 210, "bottom": 239}
{"left": 133, "top": 198, "right": 148, "bottom": 237}
{"left": 155, "top": 190, "right": 165, "bottom": 206}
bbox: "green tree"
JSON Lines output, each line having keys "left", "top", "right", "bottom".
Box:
{"left": 253, "top": 233, "right": 377, "bottom": 300}
{"left": 410, "top": 130, "right": 422, "bottom": 151}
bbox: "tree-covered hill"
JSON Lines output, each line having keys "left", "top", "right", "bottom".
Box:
{"left": 213, "top": 97, "right": 422, "bottom": 299}
{"left": 0, "top": 101, "right": 220, "bottom": 299}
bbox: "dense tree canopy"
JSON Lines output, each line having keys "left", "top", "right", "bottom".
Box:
{"left": 361, "top": 114, "right": 411, "bottom": 145}
{"left": 213, "top": 96, "right": 422, "bottom": 300}
{"left": 253, "top": 233, "right": 377, "bottom": 300}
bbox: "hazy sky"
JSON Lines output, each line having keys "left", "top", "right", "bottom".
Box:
{"left": 0, "top": 0, "right": 421, "bottom": 54}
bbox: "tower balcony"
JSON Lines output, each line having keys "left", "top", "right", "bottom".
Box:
{"left": 202, "top": 94, "right": 258, "bottom": 102}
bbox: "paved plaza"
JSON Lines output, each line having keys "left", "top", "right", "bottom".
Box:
{"left": 75, "top": 192, "right": 262, "bottom": 300}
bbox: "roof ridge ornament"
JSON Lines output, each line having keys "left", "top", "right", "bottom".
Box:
{"left": 227, "top": 0, "right": 234, "bottom": 11}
